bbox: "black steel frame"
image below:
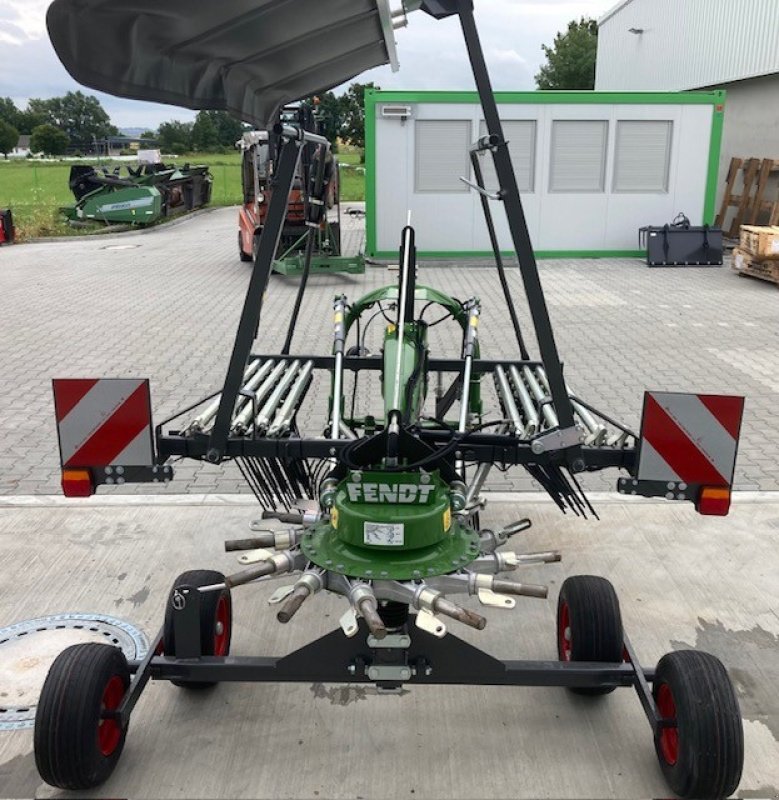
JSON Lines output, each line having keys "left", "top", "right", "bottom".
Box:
{"left": 115, "top": 605, "right": 668, "bottom": 738}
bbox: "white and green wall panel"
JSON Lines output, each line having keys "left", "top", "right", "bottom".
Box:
{"left": 365, "top": 90, "right": 725, "bottom": 260}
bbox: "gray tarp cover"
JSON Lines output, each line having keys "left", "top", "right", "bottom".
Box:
{"left": 47, "top": 0, "right": 398, "bottom": 126}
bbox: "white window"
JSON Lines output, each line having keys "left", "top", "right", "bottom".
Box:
{"left": 613, "top": 120, "right": 673, "bottom": 193}
{"left": 415, "top": 120, "right": 470, "bottom": 193}
{"left": 477, "top": 120, "right": 536, "bottom": 193}
{"left": 549, "top": 120, "right": 608, "bottom": 193}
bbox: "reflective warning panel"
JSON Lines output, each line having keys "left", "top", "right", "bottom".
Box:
{"left": 637, "top": 392, "right": 744, "bottom": 487}
{"left": 52, "top": 378, "right": 154, "bottom": 468}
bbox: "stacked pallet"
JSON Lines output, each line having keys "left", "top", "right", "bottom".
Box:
{"left": 732, "top": 225, "right": 779, "bottom": 285}
{"left": 717, "top": 158, "right": 779, "bottom": 238}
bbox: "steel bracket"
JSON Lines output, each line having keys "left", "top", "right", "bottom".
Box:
{"left": 530, "top": 426, "right": 584, "bottom": 454}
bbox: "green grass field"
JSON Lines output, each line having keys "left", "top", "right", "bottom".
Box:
{"left": 0, "top": 150, "right": 364, "bottom": 240}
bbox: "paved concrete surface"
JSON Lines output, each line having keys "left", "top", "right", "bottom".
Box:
{"left": 0, "top": 494, "right": 777, "bottom": 799}
{"left": 1, "top": 205, "right": 778, "bottom": 496}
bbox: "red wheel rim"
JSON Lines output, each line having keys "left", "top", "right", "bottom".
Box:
{"left": 558, "top": 601, "right": 572, "bottom": 661}
{"left": 98, "top": 675, "right": 125, "bottom": 757}
{"left": 656, "top": 682, "right": 679, "bottom": 765}
{"left": 214, "top": 594, "right": 229, "bottom": 656}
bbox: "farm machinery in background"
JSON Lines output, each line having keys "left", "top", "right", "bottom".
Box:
{"left": 238, "top": 102, "right": 364, "bottom": 276}
{"left": 38, "top": 1, "right": 745, "bottom": 798}
{"left": 62, "top": 161, "right": 213, "bottom": 226}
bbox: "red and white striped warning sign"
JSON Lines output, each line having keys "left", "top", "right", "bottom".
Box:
{"left": 637, "top": 392, "right": 744, "bottom": 486}
{"left": 52, "top": 378, "right": 153, "bottom": 468}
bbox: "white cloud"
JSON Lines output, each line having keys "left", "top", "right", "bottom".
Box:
{"left": 1, "top": 0, "right": 48, "bottom": 39}
{"left": 0, "top": 0, "right": 614, "bottom": 128}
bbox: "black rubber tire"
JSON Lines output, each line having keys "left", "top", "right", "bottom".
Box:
{"left": 557, "top": 575, "right": 623, "bottom": 695}
{"left": 34, "top": 643, "right": 130, "bottom": 790}
{"left": 239, "top": 230, "right": 253, "bottom": 262}
{"left": 163, "top": 569, "right": 232, "bottom": 689}
{"left": 653, "top": 650, "right": 744, "bottom": 799}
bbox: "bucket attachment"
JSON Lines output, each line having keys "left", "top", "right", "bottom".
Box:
{"left": 619, "top": 391, "right": 744, "bottom": 516}
{"left": 52, "top": 378, "right": 171, "bottom": 497}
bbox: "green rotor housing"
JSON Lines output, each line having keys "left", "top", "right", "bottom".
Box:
{"left": 300, "top": 469, "right": 480, "bottom": 580}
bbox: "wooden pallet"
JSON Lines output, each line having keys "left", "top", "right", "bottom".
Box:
{"left": 740, "top": 225, "right": 779, "bottom": 260}
{"left": 732, "top": 246, "right": 779, "bottom": 286}
{"left": 717, "top": 158, "right": 779, "bottom": 237}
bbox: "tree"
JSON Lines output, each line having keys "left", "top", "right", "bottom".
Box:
{"left": 535, "top": 18, "right": 598, "bottom": 90}
{"left": 15, "top": 109, "right": 49, "bottom": 135}
{"left": 0, "top": 119, "right": 19, "bottom": 159}
{"left": 30, "top": 124, "right": 69, "bottom": 156}
{"left": 191, "top": 111, "right": 219, "bottom": 151}
{"left": 27, "top": 91, "right": 116, "bottom": 146}
{"left": 212, "top": 111, "right": 244, "bottom": 147}
{"left": 308, "top": 92, "right": 345, "bottom": 146}
{"left": 340, "top": 82, "right": 378, "bottom": 157}
{"left": 139, "top": 130, "right": 156, "bottom": 141}
{"left": 1, "top": 97, "right": 58, "bottom": 135}
{"left": 157, "top": 120, "right": 193, "bottom": 153}
{"left": 0, "top": 97, "right": 20, "bottom": 129}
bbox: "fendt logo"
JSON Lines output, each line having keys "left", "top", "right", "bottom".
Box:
{"left": 347, "top": 482, "right": 435, "bottom": 504}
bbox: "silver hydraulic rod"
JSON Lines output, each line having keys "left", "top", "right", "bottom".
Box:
{"left": 331, "top": 296, "right": 348, "bottom": 441}
{"left": 458, "top": 305, "right": 480, "bottom": 433}
{"left": 456, "top": 303, "right": 481, "bottom": 475}
{"left": 508, "top": 366, "right": 539, "bottom": 436}
{"left": 458, "top": 356, "right": 474, "bottom": 433}
{"left": 231, "top": 360, "right": 288, "bottom": 434}
{"left": 494, "top": 366, "right": 523, "bottom": 436}
{"left": 188, "top": 359, "right": 264, "bottom": 433}
{"left": 266, "top": 361, "right": 314, "bottom": 437}
{"left": 332, "top": 351, "right": 344, "bottom": 440}
{"left": 523, "top": 365, "right": 558, "bottom": 430}
{"left": 391, "top": 225, "right": 414, "bottom": 414}
{"left": 254, "top": 361, "right": 302, "bottom": 434}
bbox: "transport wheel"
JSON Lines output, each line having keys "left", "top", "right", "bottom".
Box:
{"left": 34, "top": 643, "right": 130, "bottom": 790}
{"left": 163, "top": 569, "right": 232, "bottom": 689}
{"left": 239, "top": 230, "right": 252, "bottom": 262}
{"left": 557, "top": 575, "right": 623, "bottom": 695}
{"left": 653, "top": 650, "right": 743, "bottom": 799}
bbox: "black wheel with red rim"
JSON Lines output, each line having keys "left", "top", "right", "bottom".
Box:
{"left": 34, "top": 642, "right": 130, "bottom": 790}
{"left": 163, "top": 569, "right": 232, "bottom": 689}
{"left": 652, "top": 650, "right": 743, "bottom": 799}
{"left": 556, "top": 575, "right": 623, "bottom": 695}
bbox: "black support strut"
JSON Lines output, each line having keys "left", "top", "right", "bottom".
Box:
{"left": 207, "top": 134, "right": 303, "bottom": 462}
{"left": 454, "top": 0, "right": 578, "bottom": 444}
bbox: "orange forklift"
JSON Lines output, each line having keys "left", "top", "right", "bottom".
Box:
{"left": 237, "top": 102, "right": 363, "bottom": 276}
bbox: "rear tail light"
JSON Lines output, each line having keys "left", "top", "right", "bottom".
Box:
{"left": 696, "top": 486, "right": 731, "bottom": 516}
{"left": 62, "top": 468, "right": 94, "bottom": 498}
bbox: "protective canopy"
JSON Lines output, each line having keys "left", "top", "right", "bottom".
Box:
{"left": 47, "top": 0, "right": 400, "bottom": 126}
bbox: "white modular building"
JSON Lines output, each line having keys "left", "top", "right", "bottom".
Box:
{"left": 595, "top": 0, "right": 779, "bottom": 202}
{"left": 366, "top": 89, "right": 723, "bottom": 259}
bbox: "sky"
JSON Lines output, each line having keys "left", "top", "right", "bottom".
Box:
{"left": 0, "top": 0, "right": 617, "bottom": 130}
